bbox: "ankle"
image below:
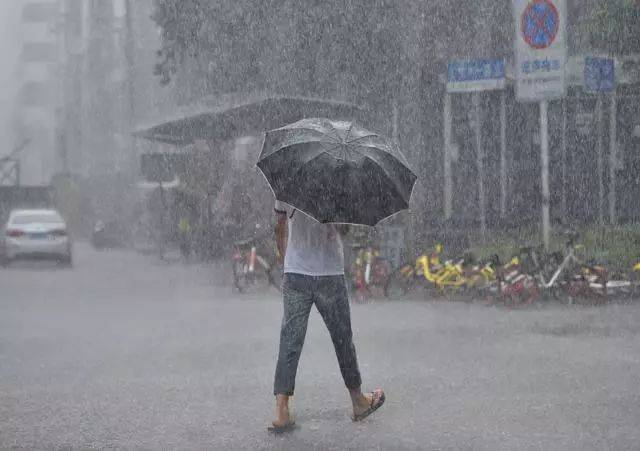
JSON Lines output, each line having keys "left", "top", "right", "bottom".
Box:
{"left": 276, "top": 394, "right": 290, "bottom": 410}
{"left": 348, "top": 387, "right": 363, "bottom": 402}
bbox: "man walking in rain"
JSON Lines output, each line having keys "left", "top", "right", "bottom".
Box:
{"left": 269, "top": 201, "right": 385, "bottom": 432}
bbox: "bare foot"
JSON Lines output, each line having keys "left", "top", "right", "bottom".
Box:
{"left": 272, "top": 405, "right": 291, "bottom": 428}
{"left": 271, "top": 394, "right": 294, "bottom": 429}
{"left": 351, "top": 388, "right": 385, "bottom": 419}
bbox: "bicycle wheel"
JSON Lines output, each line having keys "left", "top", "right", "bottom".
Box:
{"left": 507, "top": 284, "right": 540, "bottom": 308}
{"left": 605, "top": 280, "right": 632, "bottom": 302}
{"left": 441, "top": 285, "right": 466, "bottom": 302}
{"left": 385, "top": 265, "right": 415, "bottom": 300}
{"left": 547, "top": 282, "right": 572, "bottom": 304}
{"left": 372, "top": 259, "right": 392, "bottom": 288}
{"left": 232, "top": 259, "right": 249, "bottom": 292}
{"left": 233, "top": 259, "right": 271, "bottom": 293}
{"left": 437, "top": 270, "right": 467, "bottom": 301}
{"left": 353, "top": 287, "right": 371, "bottom": 304}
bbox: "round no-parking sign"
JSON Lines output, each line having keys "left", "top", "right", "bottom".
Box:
{"left": 521, "top": 0, "right": 559, "bottom": 49}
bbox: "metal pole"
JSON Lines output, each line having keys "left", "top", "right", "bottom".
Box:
{"left": 500, "top": 90, "right": 507, "bottom": 219}
{"left": 392, "top": 100, "right": 399, "bottom": 143}
{"left": 443, "top": 93, "right": 453, "bottom": 219}
{"left": 474, "top": 92, "right": 486, "bottom": 242}
{"left": 159, "top": 181, "right": 166, "bottom": 261}
{"left": 609, "top": 89, "right": 617, "bottom": 225}
{"left": 596, "top": 92, "right": 605, "bottom": 225}
{"left": 540, "top": 100, "right": 551, "bottom": 250}
{"left": 561, "top": 98, "right": 567, "bottom": 218}
{"left": 124, "top": 0, "right": 138, "bottom": 177}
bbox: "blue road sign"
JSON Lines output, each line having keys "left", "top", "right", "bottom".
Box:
{"left": 584, "top": 57, "right": 615, "bottom": 92}
{"left": 448, "top": 59, "right": 505, "bottom": 83}
{"left": 521, "top": 0, "right": 560, "bottom": 49}
{"left": 446, "top": 59, "right": 505, "bottom": 93}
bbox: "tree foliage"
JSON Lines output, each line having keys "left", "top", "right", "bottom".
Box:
{"left": 151, "top": 0, "right": 405, "bottom": 105}
{"left": 586, "top": 0, "right": 640, "bottom": 54}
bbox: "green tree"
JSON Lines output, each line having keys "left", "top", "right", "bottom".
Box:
{"left": 586, "top": 0, "right": 640, "bottom": 54}
{"left": 151, "top": 0, "right": 406, "bottom": 105}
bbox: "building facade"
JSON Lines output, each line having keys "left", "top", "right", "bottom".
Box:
{"left": 12, "top": 0, "right": 63, "bottom": 186}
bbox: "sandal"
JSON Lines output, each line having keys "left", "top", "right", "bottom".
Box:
{"left": 352, "top": 389, "right": 386, "bottom": 422}
{"left": 267, "top": 421, "right": 296, "bottom": 434}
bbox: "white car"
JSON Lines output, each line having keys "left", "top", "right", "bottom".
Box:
{"left": 2, "top": 209, "right": 72, "bottom": 266}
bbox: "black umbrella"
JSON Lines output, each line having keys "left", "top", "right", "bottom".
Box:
{"left": 257, "top": 118, "right": 417, "bottom": 226}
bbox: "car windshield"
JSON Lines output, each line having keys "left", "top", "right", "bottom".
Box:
{"left": 11, "top": 213, "right": 63, "bottom": 225}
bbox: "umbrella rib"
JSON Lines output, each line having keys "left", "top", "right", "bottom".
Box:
{"left": 360, "top": 152, "right": 415, "bottom": 201}
{"left": 344, "top": 122, "right": 354, "bottom": 143}
{"left": 353, "top": 140, "right": 412, "bottom": 166}
{"left": 324, "top": 120, "right": 344, "bottom": 142}
{"left": 278, "top": 126, "right": 341, "bottom": 144}
{"left": 345, "top": 133, "right": 384, "bottom": 147}
{"left": 277, "top": 149, "right": 329, "bottom": 189}
{"left": 321, "top": 142, "right": 344, "bottom": 156}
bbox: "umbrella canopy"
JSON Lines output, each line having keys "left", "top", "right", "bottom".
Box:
{"left": 257, "top": 118, "right": 417, "bottom": 226}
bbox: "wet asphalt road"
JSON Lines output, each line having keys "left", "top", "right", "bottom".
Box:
{"left": 2, "top": 244, "right": 640, "bottom": 450}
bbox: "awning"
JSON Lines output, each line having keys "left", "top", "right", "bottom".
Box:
{"left": 137, "top": 176, "right": 181, "bottom": 191}
{"left": 134, "top": 94, "right": 362, "bottom": 146}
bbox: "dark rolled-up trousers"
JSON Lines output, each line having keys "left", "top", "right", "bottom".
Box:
{"left": 273, "top": 273, "right": 362, "bottom": 396}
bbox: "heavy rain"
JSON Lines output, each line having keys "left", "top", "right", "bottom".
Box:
{"left": 1, "top": 0, "right": 640, "bottom": 449}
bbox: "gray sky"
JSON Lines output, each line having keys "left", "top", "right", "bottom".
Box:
{"left": 0, "top": 1, "right": 21, "bottom": 157}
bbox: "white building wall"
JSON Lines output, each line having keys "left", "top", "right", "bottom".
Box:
{"left": 14, "top": 0, "right": 62, "bottom": 186}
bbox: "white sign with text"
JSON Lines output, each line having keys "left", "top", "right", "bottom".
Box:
{"left": 512, "top": 0, "right": 567, "bottom": 102}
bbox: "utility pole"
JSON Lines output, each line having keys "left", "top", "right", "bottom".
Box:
{"left": 609, "top": 89, "right": 617, "bottom": 225}
{"left": 596, "top": 92, "right": 605, "bottom": 225}
{"left": 443, "top": 92, "right": 453, "bottom": 219}
{"left": 540, "top": 100, "right": 550, "bottom": 250}
{"left": 473, "top": 93, "right": 486, "bottom": 243}
{"left": 499, "top": 90, "right": 507, "bottom": 219}
{"left": 560, "top": 98, "right": 567, "bottom": 217}
{"left": 124, "top": 0, "right": 137, "bottom": 175}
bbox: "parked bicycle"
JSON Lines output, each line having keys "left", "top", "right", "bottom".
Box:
{"left": 348, "top": 238, "right": 391, "bottom": 303}
{"left": 231, "top": 223, "right": 282, "bottom": 293}
{"left": 520, "top": 232, "right": 608, "bottom": 305}
{"left": 385, "top": 244, "right": 494, "bottom": 301}
{"left": 483, "top": 255, "right": 540, "bottom": 308}
{"left": 595, "top": 261, "right": 640, "bottom": 301}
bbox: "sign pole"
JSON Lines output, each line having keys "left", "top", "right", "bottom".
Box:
{"left": 392, "top": 100, "right": 399, "bottom": 143}
{"left": 443, "top": 92, "right": 453, "bottom": 220}
{"left": 561, "top": 98, "right": 567, "bottom": 217}
{"left": 609, "top": 89, "right": 617, "bottom": 225}
{"left": 474, "top": 92, "right": 486, "bottom": 242}
{"left": 585, "top": 56, "right": 616, "bottom": 224}
{"left": 596, "top": 92, "right": 605, "bottom": 225}
{"left": 159, "top": 180, "right": 166, "bottom": 261}
{"left": 540, "top": 100, "right": 551, "bottom": 250}
{"left": 500, "top": 90, "right": 508, "bottom": 219}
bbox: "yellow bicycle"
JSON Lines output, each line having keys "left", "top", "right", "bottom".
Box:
{"left": 385, "top": 244, "right": 495, "bottom": 300}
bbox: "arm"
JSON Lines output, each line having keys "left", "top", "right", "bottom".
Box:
{"left": 274, "top": 211, "right": 287, "bottom": 263}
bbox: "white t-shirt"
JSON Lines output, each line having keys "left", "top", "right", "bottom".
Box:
{"left": 275, "top": 201, "right": 344, "bottom": 276}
